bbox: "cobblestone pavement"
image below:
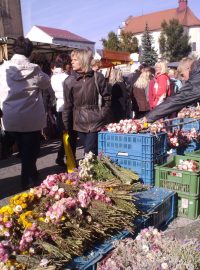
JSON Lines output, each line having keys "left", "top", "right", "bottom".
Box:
{"left": 0, "top": 138, "right": 84, "bottom": 205}
{"left": 0, "top": 141, "right": 200, "bottom": 240}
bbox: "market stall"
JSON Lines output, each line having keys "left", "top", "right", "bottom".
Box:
{"left": 0, "top": 36, "right": 73, "bottom": 63}
{"left": 0, "top": 113, "right": 200, "bottom": 268}
{"left": 96, "top": 49, "right": 131, "bottom": 68}
{"left": 0, "top": 39, "right": 200, "bottom": 268}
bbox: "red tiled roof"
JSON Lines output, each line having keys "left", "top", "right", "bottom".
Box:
{"left": 36, "top": 25, "right": 95, "bottom": 44}
{"left": 124, "top": 7, "right": 200, "bottom": 34}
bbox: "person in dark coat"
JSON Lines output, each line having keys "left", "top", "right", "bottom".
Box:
{"left": 125, "top": 63, "right": 148, "bottom": 87}
{"left": 132, "top": 67, "right": 153, "bottom": 119}
{"left": 145, "top": 57, "right": 197, "bottom": 123}
{"left": 109, "top": 69, "right": 131, "bottom": 122}
{"left": 0, "top": 37, "right": 50, "bottom": 189}
{"left": 62, "top": 49, "right": 112, "bottom": 156}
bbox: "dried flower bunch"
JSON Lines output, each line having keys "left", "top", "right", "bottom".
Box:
{"left": 106, "top": 119, "right": 144, "bottom": 134}
{"left": 104, "top": 119, "right": 164, "bottom": 134}
{"left": 177, "top": 106, "right": 200, "bottom": 118}
{"left": 0, "top": 153, "right": 144, "bottom": 269}
{"left": 167, "top": 128, "right": 200, "bottom": 149}
{"left": 97, "top": 227, "right": 200, "bottom": 270}
{"left": 174, "top": 159, "right": 199, "bottom": 172}
{"left": 79, "top": 152, "right": 140, "bottom": 185}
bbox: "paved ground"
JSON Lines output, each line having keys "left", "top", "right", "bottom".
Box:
{"left": 0, "top": 140, "right": 200, "bottom": 241}
{"left": 0, "top": 138, "right": 84, "bottom": 204}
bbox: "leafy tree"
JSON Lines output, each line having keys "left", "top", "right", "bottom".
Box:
{"left": 159, "top": 19, "right": 191, "bottom": 62}
{"left": 140, "top": 23, "right": 158, "bottom": 66}
{"left": 101, "top": 30, "right": 138, "bottom": 53}
{"left": 101, "top": 31, "right": 120, "bottom": 51}
{"left": 119, "top": 30, "right": 138, "bottom": 53}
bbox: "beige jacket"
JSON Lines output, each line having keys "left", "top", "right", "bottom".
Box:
{"left": 0, "top": 54, "right": 50, "bottom": 132}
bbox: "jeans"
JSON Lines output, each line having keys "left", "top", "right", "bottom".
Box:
{"left": 11, "top": 131, "right": 41, "bottom": 189}
{"left": 78, "top": 131, "right": 98, "bottom": 156}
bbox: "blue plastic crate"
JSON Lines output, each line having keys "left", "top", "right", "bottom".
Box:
{"left": 65, "top": 187, "right": 176, "bottom": 270}
{"left": 97, "top": 230, "right": 131, "bottom": 255}
{"left": 98, "top": 131, "right": 167, "bottom": 160}
{"left": 65, "top": 250, "right": 102, "bottom": 270}
{"left": 182, "top": 118, "right": 200, "bottom": 131}
{"left": 172, "top": 118, "right": 200, "bottom": 132}
{"left": 65, "top": 230, "right": 130, "bottom": 270}
{"left": 134, "top": 187, "right": 177, "bottom": 229}
{"left": 106, "top": 154, "right": 167, "bottom": 186}
{"left": 185, "top": 141, "right": 200, "bottom": 153}
{"left": 172, "top": 140, "right": 200, "bottom": 155}
{"left": 171, "top": 118, "right": 183, "bottom": 132}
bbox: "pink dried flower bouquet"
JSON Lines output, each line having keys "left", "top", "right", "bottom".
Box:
{"left": 98, "top": 227, "right": 200, "bottom": 270}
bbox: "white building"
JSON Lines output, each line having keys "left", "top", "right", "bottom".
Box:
{"left": 121, "top": 0, "right": 200, "bottom": 58}
{"left": 26, "top": 25, "right": 95, "bottom": 51}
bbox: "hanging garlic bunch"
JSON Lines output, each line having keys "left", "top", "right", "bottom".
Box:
{"left": 79, "top": 152, "right": 95, "bottom": 180}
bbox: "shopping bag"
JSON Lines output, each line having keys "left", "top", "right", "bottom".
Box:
{"left": 63, "top": 132, "right": 76, "bottom": 173}
{"left": 43, "top": 110, "right": 58, "bottom": 140}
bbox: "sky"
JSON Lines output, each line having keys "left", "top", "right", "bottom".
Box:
{"left": 21, "top": 0, "right": 200, "bottom": 49}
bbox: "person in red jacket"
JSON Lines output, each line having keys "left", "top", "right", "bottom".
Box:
{"left": 145, "top": 57, "right": 197, "bottom": 123}
{"left": 148, "top": 60, "right": 170, "bottom": 110}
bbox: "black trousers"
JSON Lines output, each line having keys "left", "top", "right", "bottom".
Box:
{"left": 78, "top": 131, "right": 98, "bottom": 156}
{"left": 11, "top": 131, "right": 41, "bottom": 189}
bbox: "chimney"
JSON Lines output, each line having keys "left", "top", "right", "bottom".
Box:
{"left": 178, "top": 0, "right": 188, "bottom": 11}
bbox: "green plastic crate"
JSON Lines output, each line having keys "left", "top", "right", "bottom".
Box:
{"left": 155, "top": 155, "right": 200, "bottom": 196}
{"left": 177, "top": 193, "right": 200, "bottom": 219}
{"left": 185, "top": 149, "right": 200, "bottom": 158}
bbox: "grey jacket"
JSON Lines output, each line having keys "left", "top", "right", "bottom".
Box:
{"left": 0, "top": 54, "right": 50, "bottom": 131}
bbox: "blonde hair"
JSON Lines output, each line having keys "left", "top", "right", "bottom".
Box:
{"left": 71, "top": 49, "right": 93, "bottom": 73}
{"left": 168, "top": 68, "right": 178, "bottom": 78}
{"left": 134, "top": 68, "right": 152, "bottom": 89}
{"left": 109, "top": 69, "right": 124, "bottom": 85}
{"left": 91, "top": 59, "right": 101, "bottom": 68}
{"left": 155, "top": 60, "right": 168, "bottom": 74}
{"left": 177, "top": 57, "right": 195, "bottom": 75}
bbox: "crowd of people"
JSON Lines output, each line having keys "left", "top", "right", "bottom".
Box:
{"left": 0, "top": 35, "right": 198, "bottom": 190}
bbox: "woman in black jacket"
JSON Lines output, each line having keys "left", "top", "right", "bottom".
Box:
{"left": 62, "top": 49, "right": 112, "bottom": 156}
{"left": 109, "top": 69, "right": 132, "bottom": 122}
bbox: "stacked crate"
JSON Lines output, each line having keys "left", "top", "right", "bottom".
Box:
{"left": 134, "top": 187, "right": 177, "bottom": 229}
{"left": 155, "top": 155, "right": 200, "bottom": 219}
{"left": 98, "top": 131, "right": 167, "bottom": 185}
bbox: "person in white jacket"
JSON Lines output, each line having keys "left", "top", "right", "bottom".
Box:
{"left": 0, "top": 36, "right": 51, "bottom": 190}
{"left": 51, "top": 60, "right": 69, "bottom": 166}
